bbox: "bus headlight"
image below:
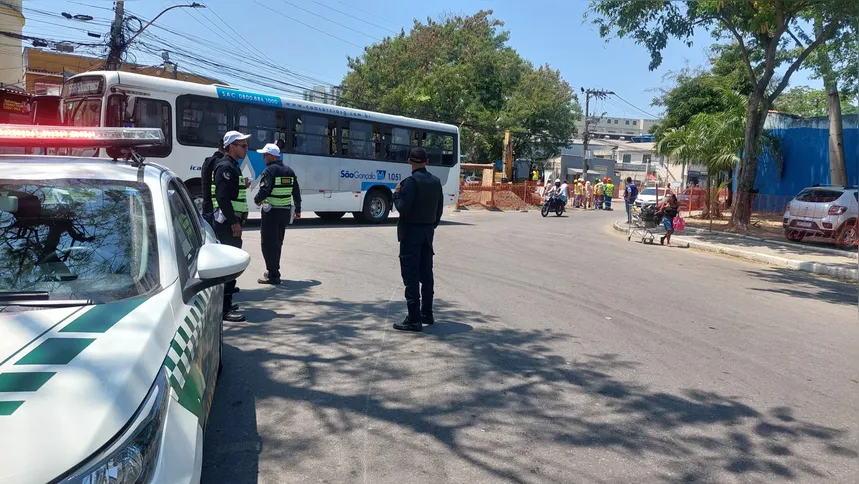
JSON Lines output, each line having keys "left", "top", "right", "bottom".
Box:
{"left": 60, "top": 367, "right": 170, "bottom": 484}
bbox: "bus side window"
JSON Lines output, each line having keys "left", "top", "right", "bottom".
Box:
{"left": 294, "top": 114, "right": 336, "bottom": 156}
{"left": 234, "top": 105, "right": 277, "bottom": 150}
{"left": 390, "top": 127, "right": 411, "bottom": 162}
{"left": 177, "top": 95, "right": 228, "bottom": 148}
{"left": 423, "top": 132, "right": 444, "bottom": 166}
{"left": 343, "top": 120, "right": 374, "bottom": 159}
{"left": 106, "top": 95, "right": 172, "bottom": 158}
{"left": 441, "top": 134, "right": 456, "bottom": 166}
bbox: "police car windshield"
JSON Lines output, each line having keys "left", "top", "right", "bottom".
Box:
{"left": 0, "top": 179, "right": 159, "bottom": 305}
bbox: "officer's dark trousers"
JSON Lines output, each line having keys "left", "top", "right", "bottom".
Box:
{"left": 214, "top": 221, "right": 243, "bottom": 313}
{"left": 399, "top": 223, "right": 435, "bottom": 321}
{"left": 260, "top": 208, "right": 290, "bottom": 280}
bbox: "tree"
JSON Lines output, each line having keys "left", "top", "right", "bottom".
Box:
{"left": 650, "top": 69, "right": 737, "bottom": 142}
{"left": 588, "top": 0, "right": 858, "bottom": 231}
{"left": 340, "top": 10, "right": 581, "bottom": 162}
{"left": 774, "top": 86, "right": 859, "bottom": 116}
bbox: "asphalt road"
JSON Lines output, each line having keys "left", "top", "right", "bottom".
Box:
{"left": 201, "top": 208, "right": 858, "bottom": 484}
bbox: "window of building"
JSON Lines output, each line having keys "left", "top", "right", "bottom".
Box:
{"left": 642, "top": 154, "right": 652, "bottom": 163}
{"left": 632, "top": 120, "right": 637, "bottom": 126}
{"left": 293, "top": 113, "right": 337, "bottom": 156}
{"left": 614, "top": 119, "right": 619, "bottom": 124}
{"left": 107, "top": 95, "right": 172, "bottom": 158}
{"left": 622, "top": 154, "right": 632, "bottom": 163}
{"left": 177, "top": 95, "right": 228, "bottom": 147}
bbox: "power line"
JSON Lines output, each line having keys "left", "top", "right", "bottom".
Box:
{"left": 310, "top": 0, "right": 399, "bottom": 36}
{"left": 251, "top": 0, "right": 365, "bottom": 49}
{"left": 280, "top": 0, "right": 381, "bottom": 41}
{"left": 611, "top": 93, "right": 659, "bottom": 119}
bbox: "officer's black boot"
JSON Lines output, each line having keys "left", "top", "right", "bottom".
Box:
{"left": 393, "top": 317, "right": 422, "bottom": 332}
{"left": 421, "top": 313, "right": 434, "bottom": 325}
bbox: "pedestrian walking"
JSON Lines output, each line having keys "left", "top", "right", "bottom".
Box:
{"left": 624, "top": 177, "right": 638, "bottom": 223}
{"left": 392, "top": 147, "right": 444, "bottom": 332}
{"left": 657, "top": 193, "right": 680, "bottom": 246}
{"left": 253, "top": 143, "right": 302, "bottom": 285}
{"left": 213, "top": 130, "right": 251, "bottom": 322}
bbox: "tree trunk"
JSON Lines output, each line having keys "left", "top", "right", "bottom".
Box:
{"left": 827, "top": 82, "right": 847, "bottom": 185}
{"left": 814, "top": 17, "right": 847, "bottom": 186}
{"left": 731, "top": 93, "right": 768, "bottom": 231}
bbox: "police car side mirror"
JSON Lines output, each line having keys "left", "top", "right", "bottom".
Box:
{"left": 182, "top": 243, "right": 250, "bottom": 303}
{"left": 0, "top": 195, "right": 18, "bottom": 213}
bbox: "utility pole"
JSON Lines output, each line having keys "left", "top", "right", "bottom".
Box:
{"left": 580, "top": 88, "right": 614, "bottom": 183}
{"left": 105, "top": 0, "right": 125, "bottom": 70}
{"left": 105, "top": 2, "right": 204, "bottom": 71}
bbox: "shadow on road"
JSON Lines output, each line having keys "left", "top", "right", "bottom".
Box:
{"left": 241, "top": 217, "right": 472, "bottom": 231}
{"left": 742, "top": 267, "right": 857, "bottom": 306}
{"left": 204, "top": 297, "right": 856, "bottom": 483}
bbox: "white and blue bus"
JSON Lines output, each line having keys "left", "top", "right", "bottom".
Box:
{"left": 60, "top": 71, "right": 460, "bottom": 222}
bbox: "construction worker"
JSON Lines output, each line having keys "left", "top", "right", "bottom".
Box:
{"left": 604, "top": 178, "right": 615, "bottom": 211}
{"left": 595, "top": 178, "right": 605, "bottom": 210}
{"left": 254, "top": 143, "right": 302, "bottom": 285}
{"left": 213, "top": 130, "right": 251, "bottom": 322}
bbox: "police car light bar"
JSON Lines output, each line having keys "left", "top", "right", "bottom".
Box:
{"left": 0, "top": 125, "right": 165, "bottom": 148}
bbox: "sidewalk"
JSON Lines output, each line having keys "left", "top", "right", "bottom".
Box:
{"left": 612, "top": 220, "right": 859, "bottom": 281}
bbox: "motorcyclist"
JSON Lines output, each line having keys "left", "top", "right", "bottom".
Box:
{"left": 545, "top": 179, "right": 563, "bottom": 208}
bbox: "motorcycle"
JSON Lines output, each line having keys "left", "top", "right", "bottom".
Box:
{"left": 541, "top": 192, "right": 565, "bottom": 217}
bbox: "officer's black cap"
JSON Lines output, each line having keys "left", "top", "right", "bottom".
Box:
{"left": 408, "top": 147, "right": 429, "bottom": 163}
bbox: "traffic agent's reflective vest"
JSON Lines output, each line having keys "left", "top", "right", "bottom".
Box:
{"left": 212, "top": 176, "right": 248, "bottom": 214}
{"left": 595, "top": 183, "right": 605, "bottom": 195}
{"left": 604, "top": 183, "right": 615, "bottom": 197}
{"left": 265, "top": 176, "right": 295, "bottom": 207}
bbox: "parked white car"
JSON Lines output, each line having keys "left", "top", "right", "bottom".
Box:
{"left": 0, "top": 126, "right": 250, "bottom": 483}
{"left": 634, "top": 187, "right": 668, "bottom": 207}
{"left": 783, "top": 185, "right": 858, "bottom": 249}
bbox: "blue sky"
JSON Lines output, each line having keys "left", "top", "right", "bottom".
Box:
{"left": 24, "top": 0, "right": 819, "bottom": 118}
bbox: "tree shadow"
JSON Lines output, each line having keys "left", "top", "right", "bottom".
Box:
{"left": 741, "top": 267, "right": 858, "bottom": 306}
{"left": 204, "top": 298, "right": 856, "bottom": 483}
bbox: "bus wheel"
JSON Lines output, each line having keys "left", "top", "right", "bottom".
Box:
{"left": 362, "top": 189, "right": 390, "bottom": 224}
{"left": 316, "top": 211, "right": 345, "bottom": 221}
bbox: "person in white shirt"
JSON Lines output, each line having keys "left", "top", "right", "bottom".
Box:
{"left": 559, "top": 179, "right": 569, "bottom": 206}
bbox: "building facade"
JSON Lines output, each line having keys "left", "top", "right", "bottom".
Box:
{"left": 575, "top": 116, "right": 660, "bottom": 137}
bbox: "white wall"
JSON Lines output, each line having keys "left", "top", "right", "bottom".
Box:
{"left": 0, "top": 1, "right": 23, "bottom": 88}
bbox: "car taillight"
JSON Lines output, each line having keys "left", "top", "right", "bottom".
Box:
{"left": 828, "top": 205, "right": 847, "bottom": 215}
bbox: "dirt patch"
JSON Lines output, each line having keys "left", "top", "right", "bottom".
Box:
{"left": 684, "top": 215, "right": 785, "bottom": 241}
{"left": 457, "top": 188, "right": 542, "bottom": 211}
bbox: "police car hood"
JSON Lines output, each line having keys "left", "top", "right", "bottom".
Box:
{"left": 0, "top": 289, "right": 176, "bottom": 484}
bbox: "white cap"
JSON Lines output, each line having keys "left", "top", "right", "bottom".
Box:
{"left": 256, "top": 143, "right": 281, "bottom": 157}
{"left": 223, "top": 130, "right": 250, "bottom": 148}
{"left": 555, "top": 178, "right": 560, "bottom": 183}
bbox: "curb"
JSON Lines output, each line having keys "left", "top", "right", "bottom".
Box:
{"left": 680, "top": 225, "right": 858, "bottom": 260}
{"left": 612, "top": 222, "right": 859, "bottom": 281}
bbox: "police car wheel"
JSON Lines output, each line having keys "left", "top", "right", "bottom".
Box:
{"left": 362, "top": 190, "right": 390, "bottom": 224}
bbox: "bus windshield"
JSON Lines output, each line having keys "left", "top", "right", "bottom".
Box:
{"left": 63, "top": 98, "right": 102, "bottom": 127}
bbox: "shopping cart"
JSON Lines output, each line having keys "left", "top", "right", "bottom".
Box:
{"left": 627, "top": 203, "right": 664, "bottom": 244}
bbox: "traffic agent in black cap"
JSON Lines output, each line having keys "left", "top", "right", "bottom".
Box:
{"left": 391, "top": 147, "right": 444, "bottom": 332}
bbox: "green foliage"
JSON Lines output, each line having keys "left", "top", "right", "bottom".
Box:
{"left": 651, "top": 69, "right": 737, "bottom": 141}
{"left": 775, "top": 86, "right": 859, "bottom": 116}
{"left": 339, "top": 10, "right": 581, "bottom": 162}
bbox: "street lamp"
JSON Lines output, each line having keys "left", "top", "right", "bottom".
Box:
{"left": 106, "top": 2, "right": 206, "bottom": 70}
{"left": 125, "top": 3, "right": 206, "bottom": 45}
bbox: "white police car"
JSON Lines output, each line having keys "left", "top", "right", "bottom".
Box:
{"left": 0, "top": 125, "right": 250, "bottom": 483}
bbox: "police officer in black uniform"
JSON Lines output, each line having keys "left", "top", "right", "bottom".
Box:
{"left": 392, "top": 147, "right": 444, "bottom": 332}
{"left": 253, "top": 142, "right": 302, "bottom": 285}
{"left": 213, "top": 130, "right": 251, "bottom": 322}
{"left": 200, "top": 145, "right": 224, "bottom": 226}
